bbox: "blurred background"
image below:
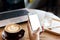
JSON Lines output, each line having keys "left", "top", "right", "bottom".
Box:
{"left": 25, "top": 0, "right": 60, "bottom": 17}
{"left": 0, "top": 0, "right": 60, "bottom": 17}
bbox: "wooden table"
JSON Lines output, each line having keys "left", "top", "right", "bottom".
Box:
{"left": 40, "top": 31, "right": 60, "bottom": 40}
{"left": 0, "top": 22, "right": 60, "bottom": 40}
{"left": 0, "top": 22, "right": 30, "bottom": 40}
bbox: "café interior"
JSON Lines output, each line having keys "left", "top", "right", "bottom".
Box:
{"left": 0, "top": 0, "right": 60, "bottom": 40}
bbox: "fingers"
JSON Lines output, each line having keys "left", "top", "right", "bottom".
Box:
{"left": 42, "top": 26, "right": 44, "bottom": 32}
{"left": 35, "top": 27, "right": 40, "bottom": 34}
{"left": 27, "top": 20, "right": 32, "bottom": 34}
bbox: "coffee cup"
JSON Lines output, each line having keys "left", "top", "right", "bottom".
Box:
{"left": 2, "top": 24, "right": 25, "bottom": 40}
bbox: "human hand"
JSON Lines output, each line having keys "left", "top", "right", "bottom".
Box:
{"left": 27, "top": 21, "right": 41, "bottom": 40}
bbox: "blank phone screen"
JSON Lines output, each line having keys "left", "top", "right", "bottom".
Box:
{"left": 29, "top": 14, "right": 42, "bottom": 31}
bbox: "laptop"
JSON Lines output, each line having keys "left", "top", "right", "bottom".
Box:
{"left": 0, "top": 9, "right": 29, "bottom": 27}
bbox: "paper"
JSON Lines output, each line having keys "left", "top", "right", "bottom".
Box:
{"left": 51, "top": 28, "right": 60, "bottom": 34}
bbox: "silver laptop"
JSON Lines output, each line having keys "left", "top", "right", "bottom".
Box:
{"left": 0, "top": 9, "right": 29, "bottom": 27}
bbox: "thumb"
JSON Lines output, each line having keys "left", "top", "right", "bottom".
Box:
{"left": 35, "top": 27, "right": 40, "bottom": 34}
{"left": 27, "top": 21, "right": 32, "bottom": 34}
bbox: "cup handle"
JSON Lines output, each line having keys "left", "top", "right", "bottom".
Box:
{"left": 19, "top": 29, "right": 25, "bottom": 38}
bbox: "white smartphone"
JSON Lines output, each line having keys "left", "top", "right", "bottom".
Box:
{"left": 28, "top": 13, "right": 42, "bottom": 32}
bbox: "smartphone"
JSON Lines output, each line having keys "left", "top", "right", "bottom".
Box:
{"left": 28, "top": 13, "right": 42, "bottom": 32}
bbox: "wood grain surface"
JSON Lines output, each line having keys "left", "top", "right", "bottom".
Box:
{"left": 0, "top": 22, "right": 60, "bottom": 40}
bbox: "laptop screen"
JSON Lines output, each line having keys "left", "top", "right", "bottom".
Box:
{"left": 0, "top": 0, "right": 25, "bottom": 12}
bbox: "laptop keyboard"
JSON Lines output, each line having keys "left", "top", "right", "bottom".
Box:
{"left": 0, "top": 10, "right": 29, "bottom": 20}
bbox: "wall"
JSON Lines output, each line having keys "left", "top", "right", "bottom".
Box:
{"left": 25, "top": 0, "right": 41, "bottom": 8}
